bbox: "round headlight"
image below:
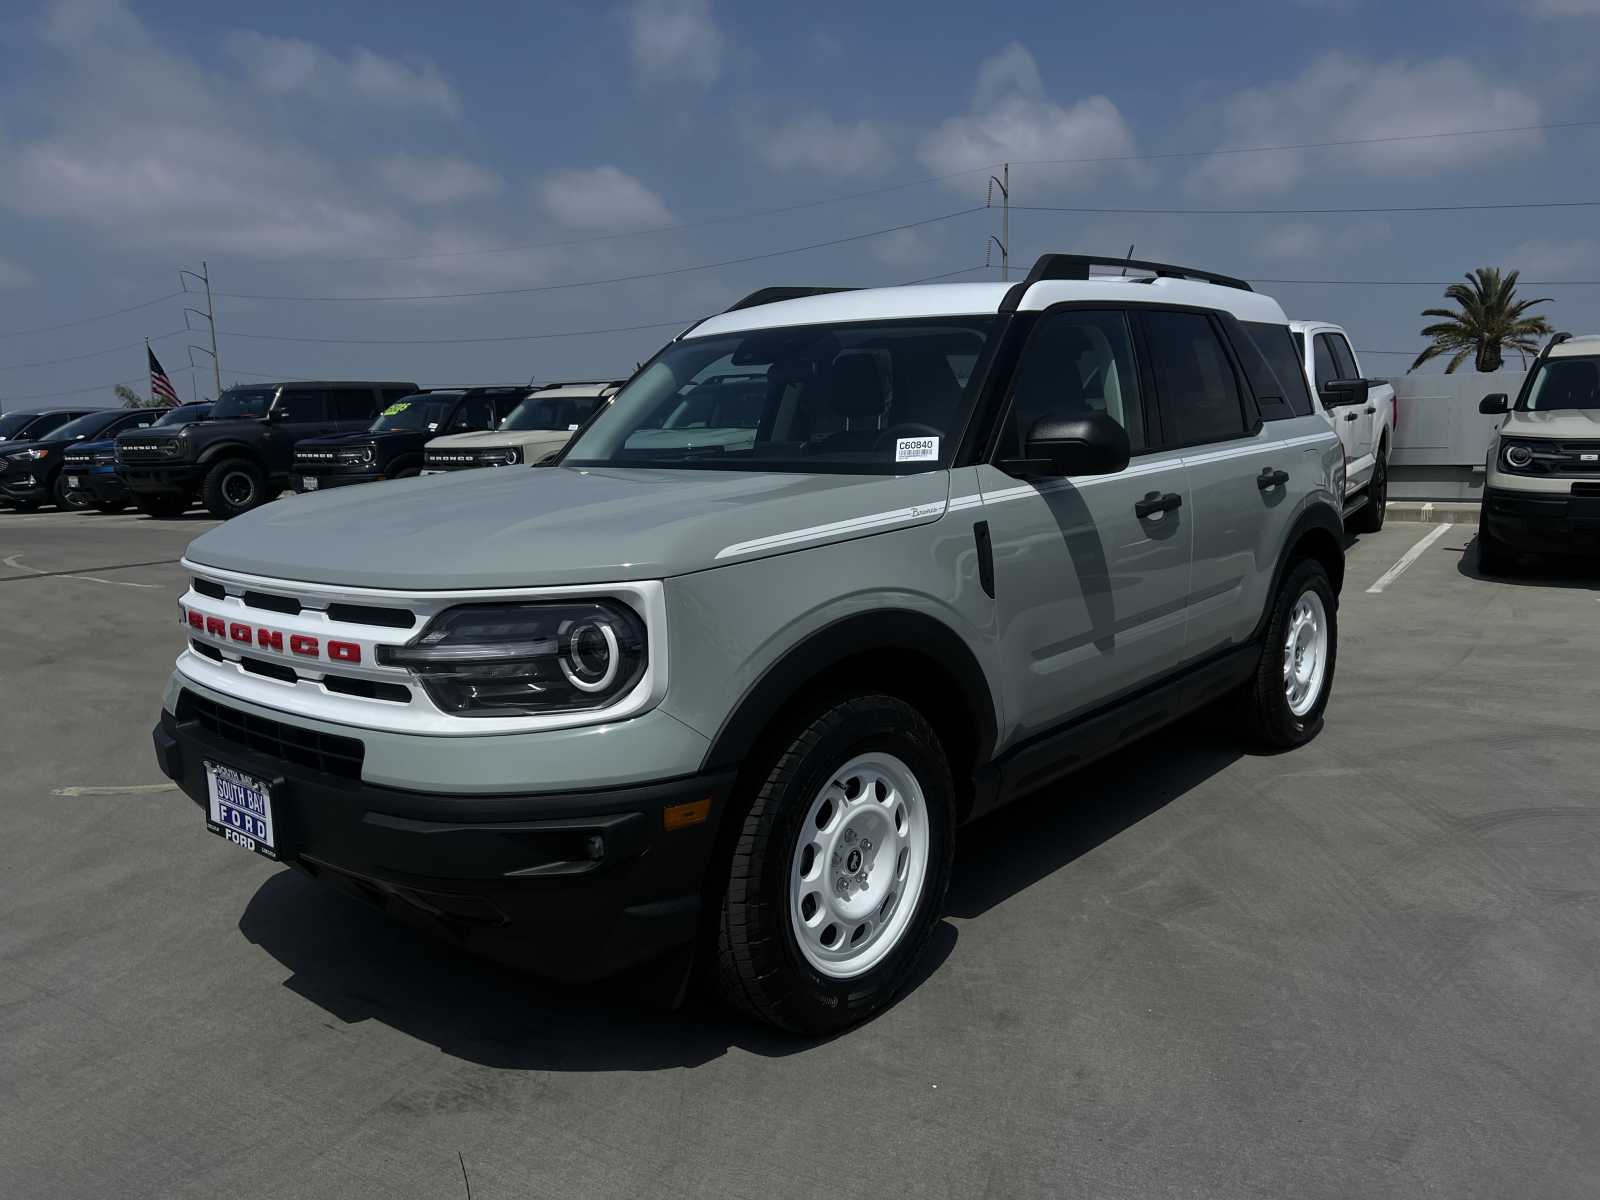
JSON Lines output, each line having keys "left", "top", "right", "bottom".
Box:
{"left": 1504, "top": 443, "right": 1534, "bottom": 469}
{"left": 560, "top": 619, "right": 621, "bottom": 692}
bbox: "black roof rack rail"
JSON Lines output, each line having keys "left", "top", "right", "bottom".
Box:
{"left": 1000, "top": 253, "right": 1253, "bottom": 311}
{"left": 722, "top": 286, "right": 859, "bottom": 313}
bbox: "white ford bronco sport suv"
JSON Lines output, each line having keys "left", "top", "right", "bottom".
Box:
{"left": 1478, "top": 332, "right": 1600, "bottom": 572}
{"left": 153, "top": 253, "right": 1346, "bottom": 1033}
{"left": 421, "top": 381, "right": 621, "bottom": 474}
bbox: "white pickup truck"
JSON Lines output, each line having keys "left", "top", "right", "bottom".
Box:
{"left": 1290, "top": 321, "right": 1395, "bottom": 533}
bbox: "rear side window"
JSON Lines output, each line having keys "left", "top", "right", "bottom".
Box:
{"left": 274, "top": 390, "right": 328, "bottom": 422}
{"left": 1241, "top": 321, "right": 1314, "bottom": 420}
{"left": 333, "top": 389, "right": 378, "bottom": 421}
{"left": 1141, "top": 311, "right": 1248, "bottom": 446}
{"left": 1002, "top": 309, "right": 1146, "bottom": 457}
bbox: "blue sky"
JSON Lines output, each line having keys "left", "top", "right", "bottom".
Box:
{"left": 5, "top": 0, "right": 1600, "bottom": 407}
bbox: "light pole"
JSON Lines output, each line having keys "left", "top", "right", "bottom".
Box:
{"left": 186, "top": 345, "right": 217, "bottom": 401}
{"left": 179, "top": 262, "right": 221, "bottom": 399}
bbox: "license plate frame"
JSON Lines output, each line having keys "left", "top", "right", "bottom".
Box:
{"left": 67, "top": 475, "right": 84, "bottom": 489}
{"left": 302, "top": 476, "right": 319, "bottom": 491}
{"left": 204, "top": 760, "right": 280, "bottom": 860}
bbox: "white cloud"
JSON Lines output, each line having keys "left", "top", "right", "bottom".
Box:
{"left": 1255, "top": 220, "right": 1392, "bottom": 261}
{"left": 919, "top": 44, "right": 1137, "bottom": 189}
{"left": 537, "top": 166, "right": 673, "bottom": 231}
{"left": 0, "top": 256, "right": 34, "bottom": 290}
{"left": 224, "top": 31, "right": 460, "bottom": 116}
{"left": 748, "top": 111, "right": 893, "bottom": 177}
{"left": 1188, "top": 53, "right": 1541, "bottom": 196}
{"left": 378, "top": 155, "right": 502, "bottom": 206}
{"left": 624, "top": 0, "right": 725, "bottom": 87}
{"left": 869, "top": 227, "right": 939, "bottom": 270}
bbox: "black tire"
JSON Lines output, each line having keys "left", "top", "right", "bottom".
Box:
{"left": 54, "top": 474, "right": 91, "bottom": 512}
{"left": 1348, "top": 450, "right": 1387, "bottom": 534}
{"left": 1476, "top": 525, "right": 1513, "bottom": 576}
{"left": 202, "top": 458, "right": 267, "bottom": 519}
{"left": 132, "top": 493, "right": 191, "bottom": 518}
{"left": 94, "top": 499, "right": 128, "bottom": 515}
{"left": 1242, "top": 558, "right": 1338, "bottom": 750}
{"left": 714, "top": 693, "right": 956, "bottom": 1034}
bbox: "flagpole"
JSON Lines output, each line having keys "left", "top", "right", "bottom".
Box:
{"left": 145, "top": 338, "right": 152, "bottom": 406}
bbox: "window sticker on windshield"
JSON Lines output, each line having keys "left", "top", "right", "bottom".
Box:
{"left": 895, "top": 436, "right": 939, "bottom": 463}
{"left": 381, "top": 402, "right": 411, "bottom": 416}
{"left": 567, "top": 423, "right": 580, "bottom": 430}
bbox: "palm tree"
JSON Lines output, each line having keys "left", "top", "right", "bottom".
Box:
{"left": 1409, "top": 267, "right": 1553, "bottom": 373}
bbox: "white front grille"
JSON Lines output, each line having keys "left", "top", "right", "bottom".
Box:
{"left": 176, "top": 559, "right": 668, "bottom": 736}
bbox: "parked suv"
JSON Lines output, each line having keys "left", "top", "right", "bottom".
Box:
{"left": 62, "top": 402, "right": 212, "bottom": 513}
{"left": 1290, "top": 321, "right": 1395, "bottom": 532}
{"left": 292, "top": 387, "right": 530, "bottom": 493}
{"left": 0, "top": 406, "right": 166, "bottom": 510}
{"left": 1478, "top": 332, "right": 1600, "bottom": 572}
{"left": 421, "top": 381, "right": 621, "bottom": 474}
{"left": 116, "top": 380, "right": 417, "bottom": 519}
{"left": 154, "top": 255, "right": 1345, "bottom": 1033}
{"left": 0, "top": 407, "right": 94, "bottom": 445}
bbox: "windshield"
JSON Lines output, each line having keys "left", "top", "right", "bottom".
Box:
{"left": 210, "top": 388, "right": 275, "bottom": 420}
{"left": 370, "top": 394, "right": 455, "bottom": 433}
{"left": 564, "top": 317, "right": 996, "bottom": 473}
{"left": 1520, "top": 355, "right": 1600, "bottom": 411}
{"left": 501, "top": 394, "right": 592, "bottom": 432}
{"left": 0, "top": 413, "right": 37, "bottom": 439}
{"left": 155, "top": 404, "right": 208, "bottom": 427}
{"left": 0, "top": 412, "right": 75, "bottom": 441}
{"left": 49, "top": 410, "right": 118, "bottom": 441}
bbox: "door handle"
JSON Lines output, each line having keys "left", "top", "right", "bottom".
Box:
{"left": 1257, "top": 467, "right": 1290, "bottom": 491}
{"left": 1135, "top": 491, "right": 1183, "bottom": 519}
{"left": 1343, "top": 412, "right": 1360, "bottom": 422}
{"left": 1364, "top": 406, "right": 1376, "bottom": 414}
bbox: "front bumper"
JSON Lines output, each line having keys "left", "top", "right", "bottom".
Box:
{"left": 67, "top": 466, "right": 128, "bottom": 503}
{"left": 1482, "top": 486, "right": 1600, "bottom": 556}
{"left": 118, "top": 461, "right": 206, "bottom": 494}
{"left": 0, "top": 473, "right": 48, "bottom": 501}
{"left": 154, "top": 701, "right": 733, "bottom": 983}
{"left": 292, "top": 469, "right": 382, "bottom": 493}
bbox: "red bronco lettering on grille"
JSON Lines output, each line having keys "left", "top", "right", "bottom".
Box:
{"left": 183, "top": 607, "right": 360, "bottom": 664}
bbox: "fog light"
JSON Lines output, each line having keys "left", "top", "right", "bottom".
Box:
{"left": 584, "top": 834, "right": 606, "bottom": 860}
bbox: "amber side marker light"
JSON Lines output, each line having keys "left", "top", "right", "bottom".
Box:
{"left": 663, "top": 798, "right": 712, "bottom": 831}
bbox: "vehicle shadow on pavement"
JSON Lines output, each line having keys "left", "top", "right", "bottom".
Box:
{"left": 945, "top": 724, "right": 1241, "bottom": 920}
{"left": 1457, "top": 532, "right": 1600, "bottom": 590}
{"left": 237, "top": 868, "right": 956, "bottom": 1068}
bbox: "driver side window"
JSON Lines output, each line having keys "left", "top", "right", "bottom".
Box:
{"left": 1002, "top": 309, "right": 1144, "bottom": 459}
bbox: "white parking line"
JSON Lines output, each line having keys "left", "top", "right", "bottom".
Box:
{"left": 2, "top": 552, "right": 161, "bottom": 589}
{"left": 1366, "top": 524, "right": 1455, "bottom": 594}
{"left": 52, "top": 783, "right": 178, "bottom": 797}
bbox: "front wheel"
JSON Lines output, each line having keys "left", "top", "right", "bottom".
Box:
{"left": 714, "top": 694, "right": 955, "bottom": 1034}
{"left": 1242, "top": 558, "right": 1338, "bottom": 749}
{"left": 202, "top": 458, "right": 267, "bottom": 519}
{"left": 54, "top": 475, "right": 92, "bottom": 512}
{"left": 1348, "top": 451, "right": 1387, "bottom": 533}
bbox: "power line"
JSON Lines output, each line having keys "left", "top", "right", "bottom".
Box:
{"left": 217, "top": 318, "right": 695, "bottom": 347}
{"left": 0, "top": 329, "right": 186, "bottom": 373}
{"left": 217, "top": 117, "right": 1600, "bottom": 266}
{"left": 0, "top": 291, "right": 184, "bottom": 342}
{"left": 3, "top": 375, "right": 145, "bottom": 403}
{"left": 209, "top": 208, "right": 985, "bottom": 302}
{"left": 1014, "top": 199, "right": 1600, "bottom": 216}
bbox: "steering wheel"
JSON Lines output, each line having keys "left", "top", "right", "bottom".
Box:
{"left": 873, "top": 423, "right": 943, "bottom": 453}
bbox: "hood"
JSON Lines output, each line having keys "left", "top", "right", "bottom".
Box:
{"left": 1502, "top": 409, "right": 1600, "bottom": 438}
{"left": 296, "top": 429, "right": 415, "bottom": 449}
{"left": 63, "top": 437, "right": 116, "bottom": 456}
{"left": 426, "top": 429, "right": 576, "bottom": 451}
{"left": 185, "top": 466, "right": 953, "bottom": 589}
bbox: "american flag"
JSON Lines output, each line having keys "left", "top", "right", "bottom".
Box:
{"left": 148, "top": 345, "right": 178, "bottom": 405}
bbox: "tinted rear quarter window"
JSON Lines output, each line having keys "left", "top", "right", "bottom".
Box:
{"left": 275, "top": 390, "right": 329, "bottom": 422}
{"left": 1241, "top": 321, "right": 1314, "bottom": 419}
{"left": 1141, "top": 310, "right": 1248, "bottom": 446}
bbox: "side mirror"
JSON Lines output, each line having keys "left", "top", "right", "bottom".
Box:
{"left": 1479, "top": 393, "right": 1509, "bottom": 415}
{"left": 267, "top": 406, "right": 290, "bottom": 422}
{"left": 1007, "top": 411, "right": 1131, "bottom": 479}
{"left": 1320, "top": 378, "right": 1371, "bottom": 407}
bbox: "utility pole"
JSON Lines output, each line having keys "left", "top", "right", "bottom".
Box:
{"left": 180, "top": 261, "right": 221, "bottom": 398}
{"left": 987, "top": 164, "right": 1010, "bottom": 280}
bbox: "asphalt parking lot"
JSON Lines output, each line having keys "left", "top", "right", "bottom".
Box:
{"left": 2, "top": 508, "right": 1597, "bottom": 1199}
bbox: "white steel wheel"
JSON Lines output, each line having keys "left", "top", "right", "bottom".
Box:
{"left": 1283, "top": 589, "right": 1329, "bottom": 717}
{"left": 788, "top": 751, "right": 930, "bottom": 980}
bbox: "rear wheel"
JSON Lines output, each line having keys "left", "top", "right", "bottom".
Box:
{"left": 133, "top": 492, "right": 191, "bottom": 518}
{"left": 1348, "top": 450, "right": 1387, "bottom": 533}
{"left": 714, "top": 693, "right": 955, "bottom": 1034}
{"left": 202, "top": 458, "right": 266, "bottom": 519}
{"left": 1241, "top": 558, "right": 1338, "bottom": 749}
